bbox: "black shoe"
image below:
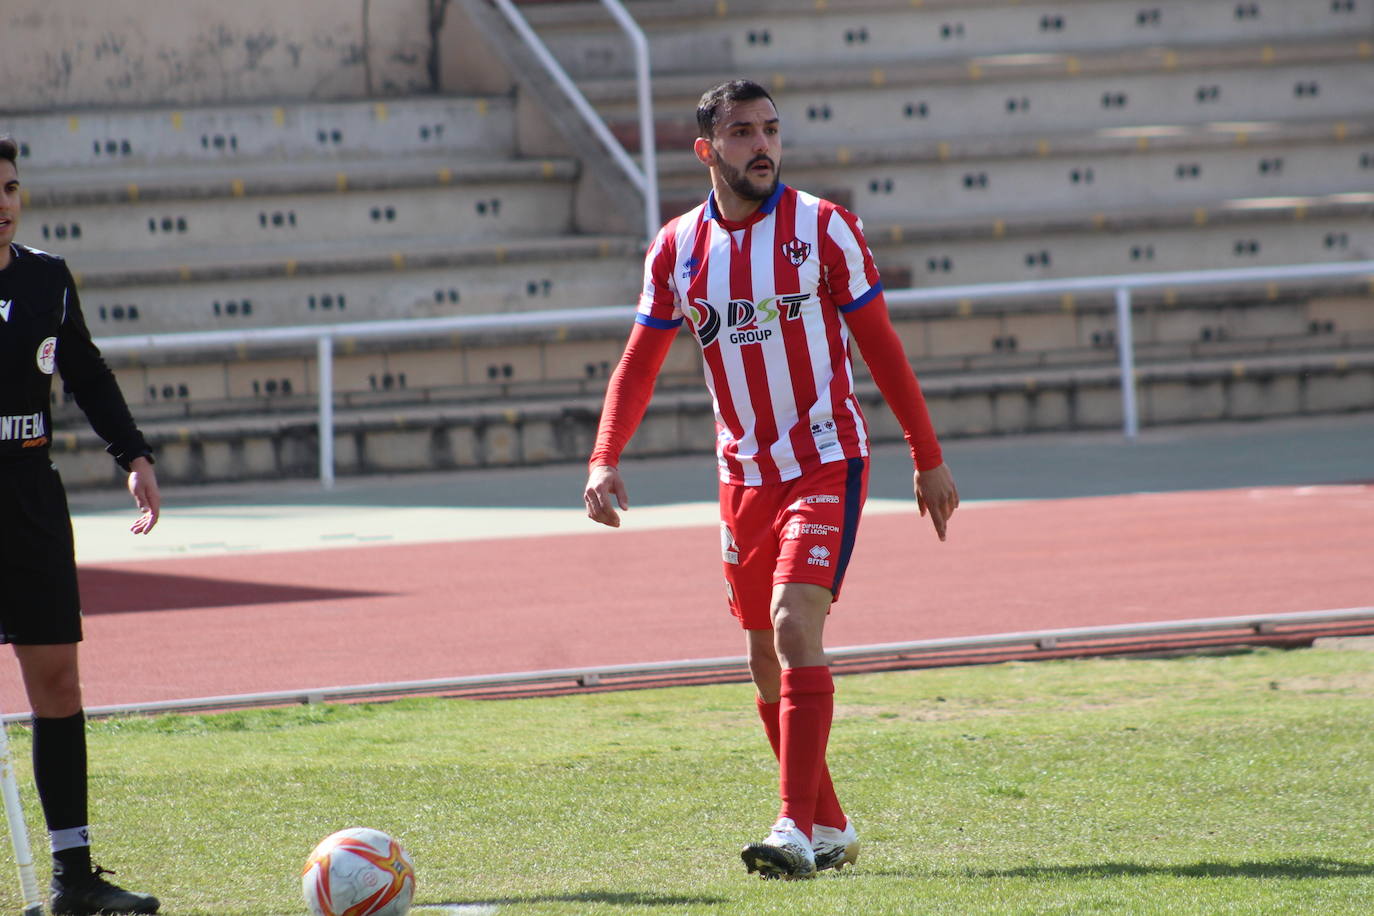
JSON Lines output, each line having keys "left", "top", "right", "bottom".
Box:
{"left": 50, "top": 866, "right": 159, "bottom": 915}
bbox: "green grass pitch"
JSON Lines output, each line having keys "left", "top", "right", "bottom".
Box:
{"left": 2, "top": 644, "right": 1372, "bottom": 915}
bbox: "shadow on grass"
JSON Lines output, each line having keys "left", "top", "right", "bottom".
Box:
{"left": 959, "top": 859, "right": 1374, "bottom": 880}
{"left": 429, "top": 891, "right": 727, "bottom": 908}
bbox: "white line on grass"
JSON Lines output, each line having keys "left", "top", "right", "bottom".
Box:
{"left": 413, "top": 906, "right": 499, "bottom": 915}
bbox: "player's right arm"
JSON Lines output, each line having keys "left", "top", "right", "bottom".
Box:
{"left": 584, "top": 222, "right": 684, "bottom": 528}
{"left": 584, "top": 320, "right": 677, "bottom": 527}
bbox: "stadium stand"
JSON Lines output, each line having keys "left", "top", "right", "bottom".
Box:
{"left": 3, "top": 0, "right": 1371, "bottom": 484}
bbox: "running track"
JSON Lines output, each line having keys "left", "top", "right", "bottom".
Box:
{"left": 3, "top": 480, "right": 1370, "bottom": 712}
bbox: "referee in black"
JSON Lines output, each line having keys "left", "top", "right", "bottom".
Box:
{"left": 1, "top": 137, "right": 160, "bottom": 914}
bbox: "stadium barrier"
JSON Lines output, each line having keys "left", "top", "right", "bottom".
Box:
{"left": 92, "top": 259, "right": 1374, "bottom": 487}
{"left": 5, "top": 607, "right": 1371, "bottom": 720}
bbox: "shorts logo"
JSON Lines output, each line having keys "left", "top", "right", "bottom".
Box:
{"left": 36, "top": 337, "right": 57, "bottom": 375}
{"left": 787, "top": 494, "right": 840, "bottom": 511}
{"left": 721, "top": 523, "right": 740, "bottom": 565}
{"left": 784, "top": 520, "right": 841, "bottom": 541}
{"left": 807, "top": 545, "right": 831, "bottom": 568}
{"left": 781, "top": 238, "right": 812, "bottom": 267}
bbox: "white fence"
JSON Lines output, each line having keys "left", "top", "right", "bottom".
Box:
{"left": 95, "top": 259, "right": 1374, "bottom": 487}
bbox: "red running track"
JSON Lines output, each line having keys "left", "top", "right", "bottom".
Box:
{"left": 3, "top": 485, "right": 1371, "bottom": 711}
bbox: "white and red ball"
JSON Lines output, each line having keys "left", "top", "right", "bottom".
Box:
{"left": 302, "top": 827, "right": 416, "bottom": 916}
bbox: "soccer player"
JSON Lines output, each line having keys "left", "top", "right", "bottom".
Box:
{"left": 582, "top": 80, "right": 958, "bottom": 879}
{"left": 0, "top": 136, "right": 161, "bottom": 914}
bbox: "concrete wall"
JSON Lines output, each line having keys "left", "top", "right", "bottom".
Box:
{"left": 49, "top": 349, "right": 1374, "bottom": 489}
{"left": 0, "top": 0, "right": 454, "bottom": 111}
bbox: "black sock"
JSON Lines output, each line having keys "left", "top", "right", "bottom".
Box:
{"left": 52, "top": 845, "right": 92, "bottom": 882}
{"left": 32, "top": 712, "right": 91, "bottom": 879}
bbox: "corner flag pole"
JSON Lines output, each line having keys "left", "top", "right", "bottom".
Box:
{"left": 0, "top": 713, "right": 44, "bottom": 915}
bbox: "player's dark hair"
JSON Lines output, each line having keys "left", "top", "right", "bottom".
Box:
{"left": 696, "top": 79, "right": 775, "bottom": 139}
{"left": 0, "top": 136, "right": 17, "bottom": 168}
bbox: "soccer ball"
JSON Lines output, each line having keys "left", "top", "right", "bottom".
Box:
{"left": 302, "top": 827, "right": 416, "bottom": 916}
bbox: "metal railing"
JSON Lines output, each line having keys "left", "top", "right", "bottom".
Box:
{"left": 6, "top": 606, "right": 1371, "bottom": 720}
{"left": 489, "top": 0, "right": 659, "bottom": 243}
{"left": 95, "top": 259, "right": 1374, "bottom": 487}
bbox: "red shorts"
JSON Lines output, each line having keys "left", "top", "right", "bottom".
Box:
{"left": 719, "top": 457, "right": 869, "bottom": 630}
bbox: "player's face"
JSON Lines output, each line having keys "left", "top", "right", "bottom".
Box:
{"left": 0, "top": 161, "right": 19, "bottom": 254}
{"left": 705, "top": 97, "right": 781, "bottom": 202}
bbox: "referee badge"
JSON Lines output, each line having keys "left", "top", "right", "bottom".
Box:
{"left": 36, "top": 336, "right": 57, "bottom": 374}
{"left": 780, "top": 237, "right": 811, "bottom": 267}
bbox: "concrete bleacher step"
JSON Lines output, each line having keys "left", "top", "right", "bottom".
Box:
{"left": 869, "top": 207, "right": 1374, "bottom": 288}
{"left": 526, "top": 0, "right": 1372, "bottom": 77}
{"left": 597, "top": 52, "right": 1374, "bottom": 153}
{"left": 657, "top": 137, "right": 1372, "bottom": 230}
{"left": 584, "top": 38, "right": 1371, "bottom": 103}
{"left": 76, "top": 238, "right": 643, "bottom": 334}
{"left": 652, "top": 115, "right": 1374, "bottom": 176}
{"left": 22, "top": 177, "right": 580, "bottom": 257}
{"left": 1, "top": 96, "right": 516, "bottom": 169}
{"left": 18, "top": 155, "right": 578, "bottom": 208}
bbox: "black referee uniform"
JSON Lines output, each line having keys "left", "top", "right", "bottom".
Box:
{"left": 0, "top": 243, "right": 153, "bottom": 645}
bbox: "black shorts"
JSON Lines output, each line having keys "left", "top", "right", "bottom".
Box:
{"left": 0, "top": 456, "right": 83, "bottom": 645}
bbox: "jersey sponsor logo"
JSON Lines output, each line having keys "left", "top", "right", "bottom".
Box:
{"left": 0, "top": 299, "right": 12, "bottom": 322}
{"left": 721, "top": 523, "right": 740, "bottom": 565}
{"left": 780, "top": 238, "right": 812, "bottom": 267}
{"left": 730, "top": 328, "right": 773, "bottom": 345}
{"left": 685, "top": 294, "right": 811, "bottom": 348}
{"left": 807, "top": 545, "right": 832, "bottom": 567}
{"left": 36, "top": 336, "right": 57, "bottom": 374}
{"left": 0, "top": 412, "right": 47, "bottom": 442}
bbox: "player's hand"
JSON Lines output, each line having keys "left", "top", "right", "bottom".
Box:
{"left": 914, "top": 462, "right": 958, "bottom": 542}
{"left": 127, "top": 456, "right": 160, "bottom": 535}
{"left": 584, "top": 464, "right": 629, "bottom": 528}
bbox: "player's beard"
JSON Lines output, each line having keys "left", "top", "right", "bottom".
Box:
{"left": 717, "top": 154, "right": 779, "bottom": 201}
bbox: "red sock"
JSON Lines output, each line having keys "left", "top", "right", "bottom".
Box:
{"left": 756, "top": 696, "right": 846, "bottom": 831}
{"left": 777, "top": 666, "right": 835, "bottom": 840}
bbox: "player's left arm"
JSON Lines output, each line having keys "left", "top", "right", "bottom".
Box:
{"left": 825, "top": 206, "right": 958, "bottom": 540}
{"left": 845, "top": 297, "right": 958, "bottom": 541}
{"left": 53, "top": 263, "right": 160, "bottom": 533}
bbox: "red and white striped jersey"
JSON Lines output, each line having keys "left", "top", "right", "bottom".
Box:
{"left": 637, "top": 183, "right": 885, "bottom": 486}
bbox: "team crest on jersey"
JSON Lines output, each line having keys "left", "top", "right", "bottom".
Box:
{"left": 780, "top": 238, "right": 811, "bottom": 267}
{"left": 36, "top": 337, "right": 57, "bottom": 375}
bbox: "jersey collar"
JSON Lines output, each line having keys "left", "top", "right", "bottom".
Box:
{"left": 705, "top": 183, "right": 787, "bottom": 229}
